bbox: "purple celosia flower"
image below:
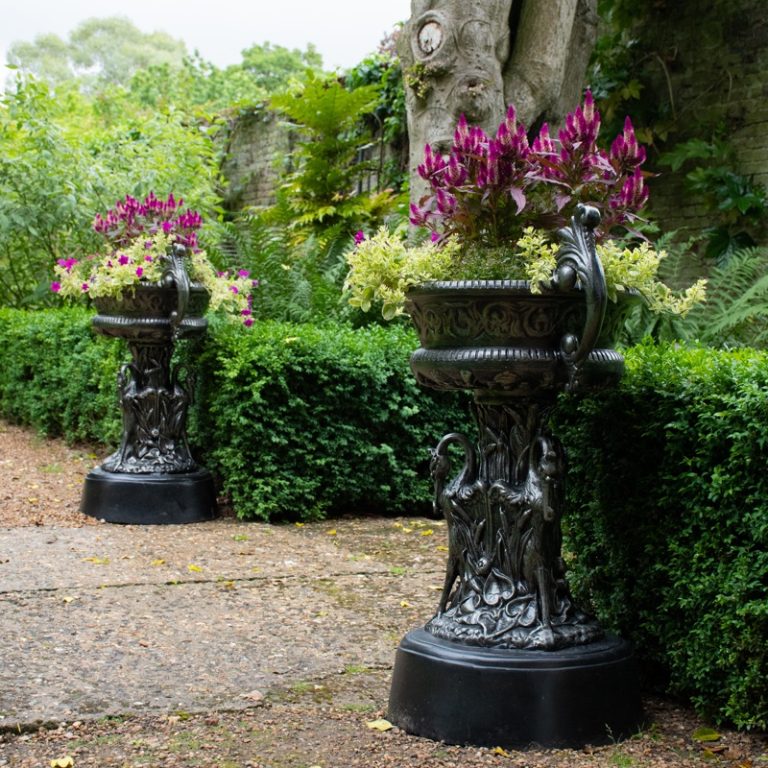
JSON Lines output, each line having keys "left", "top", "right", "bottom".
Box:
{"left": 412, "top": 89, "right": 650, "bottom": 246}
{"left": 136, "top": 267, "right": 144, "bottom": 278}
{"left": 57, "top": 257, "right": 78, "bottom": 273}
{"left": 354, "top": 231, "right": 366, "bottom": 245}
{"left": 50, "top": 281, "right": 61, "bottom": 293}
{"left": 118, "top": 254, "right": 130, "bottom": 266}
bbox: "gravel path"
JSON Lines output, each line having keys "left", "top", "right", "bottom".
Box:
{"left": 1, "top": 420, "right": 765, "bottom": 767}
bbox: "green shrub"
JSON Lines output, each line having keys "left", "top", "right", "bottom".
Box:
{"left": 0, "top": 308, "right": 468, "bottom": 520}
{"left": 0, "top": 308, "right": 121, "bottom": 444}
{"left": 196, "top": 318, "right": 468, "bottom": 521}
{"left": 556, "top": 340, "right": 768, "bottom": 730}
{"left": 2, "top": 309, "right": 765, "bottom": 729}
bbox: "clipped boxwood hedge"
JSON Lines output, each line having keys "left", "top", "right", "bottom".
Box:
{"left": 0, "top": 309, "right": 469, "bottom": 520}
{"left": 0, "top": 309, "right": 765, "bottom": 729}
{"left": 556, "top": 341, "right": 768, "bottom": 731}
{"left": 194, "top": 318, "right": 470, "bottom": 521}
{"left": 0, "top": 308, "right": 122, "bottom": 445}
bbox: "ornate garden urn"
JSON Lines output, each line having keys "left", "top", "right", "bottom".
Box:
{"left": 388, "top": 205, "right": 644, "bottom": 748}
{"left": 80, "top": 244, "right": 218, "bottom": 524}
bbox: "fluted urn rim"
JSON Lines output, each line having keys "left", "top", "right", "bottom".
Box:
{"left": 404, "top": 280, "right": 636, "bottom": 395}
{"left": 91, "top": 281, "right": 211, "bottom": 341}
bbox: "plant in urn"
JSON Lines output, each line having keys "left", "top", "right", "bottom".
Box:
{"left": 52, "top": 193, "right": 257, "bottom": 524}
{"left": 345, "top": 95, "right": 705, "bottom": 747}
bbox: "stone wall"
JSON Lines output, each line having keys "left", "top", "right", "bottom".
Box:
{"left": 220, "top": 106, "right": 294, "bottom": 211}
{"left": 219, "top": 106, "right": 406, "bottom": 212}
{"left": 641, "top": 0, "right": 768, "bottom": 243}
{"left": 219, "top": 2, "right": 768, "bottom": 245}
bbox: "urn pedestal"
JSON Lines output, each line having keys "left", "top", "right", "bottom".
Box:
{"left": 80, "top": 246, "right": 217, "bottom": 525}
{"left": 387, "top": 206, "right": 644, "bottom": 748}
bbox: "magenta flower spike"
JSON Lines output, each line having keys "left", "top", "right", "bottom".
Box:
{"left": 410, "top": 202, "right": 430, "bottom": 227}
{"left": 410, "top": 93, "right": 651, "bottom": 247}
{"left": 453, "top": 114, "right": 470, "bottom": 146}
{"left": 610, "top": 116, "right": 647, "bottom": 171}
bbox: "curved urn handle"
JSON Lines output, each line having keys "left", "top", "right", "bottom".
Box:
{"left": 549, "top": 204, "right": 607, "bottom": 391}
{"left": 162, "top": 242, "right": 191, "bottom": 337}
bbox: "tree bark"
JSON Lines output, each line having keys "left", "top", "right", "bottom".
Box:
{"left": 399, "top": 0, "right": 598, "bottom": 205}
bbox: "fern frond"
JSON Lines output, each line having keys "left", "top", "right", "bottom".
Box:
{"left": 686, "top": 247, "right": 768, "bottom": 348}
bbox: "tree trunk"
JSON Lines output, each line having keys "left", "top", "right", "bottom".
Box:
{"left": 399, "top": 0, "right": 598, "bottom": 205}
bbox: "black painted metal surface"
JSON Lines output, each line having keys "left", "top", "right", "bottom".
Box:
{"left": 389, "top": 205, "right": 644, "bottom": 746}
{"left": 81, "top": 245, "right": 218, "bottom": 524}
{"left": 389, "top": 629, "right": 645, "bottom": 749}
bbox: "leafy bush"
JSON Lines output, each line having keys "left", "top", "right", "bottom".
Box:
{"left": 269, "top": 73, "right": 398, "bottom": 235}
{"left": 0, "top": 308, "right": 121, "bottom": 444}
{"left": 680, "top": 246, "right": 768, "bottom": 348}
{"left": 0, "top": 77, "right": 220, "bottom": 308}
{"left": 195, "top": 318, "right": 468, "bottom": 521}
{"left": 0, "top": 308, "right": 468, "bottom": 520}
{"left": 556, "top": 340, "right": 768, "bottom": 730}
{"left": 2, "top": 308, "right": 765, "bottom": 728}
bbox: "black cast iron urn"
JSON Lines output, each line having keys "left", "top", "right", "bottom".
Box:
{"left": 80, "top": 244, "right": 218, "bottom": 524}
{"left": 388, "top": 205, "right": 645, "bottom": 748}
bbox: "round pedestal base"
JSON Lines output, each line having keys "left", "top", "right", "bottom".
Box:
{"left": 81, "top": 467, "right": 218, "bottom": 525}
{"left": 388, "top": 629, "right": 644, "bottom": 749}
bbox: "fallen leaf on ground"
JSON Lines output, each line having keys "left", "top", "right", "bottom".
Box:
{"left": 241, "top": 690, "right": 264, "bottom": 702}
{"left": 692, "top": 726, "right": 722, "bottom": 742}
{"left": 187, "top": 564, "right": 203, "bottom": 572}
{"left": 366, "top": 718, "right": 393, "bottom": 732}
{"left": 50, "top": 757, "right": 74, "bottom": 768}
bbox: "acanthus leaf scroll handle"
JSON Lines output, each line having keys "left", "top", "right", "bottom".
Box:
{"left": 162, "top": 242, "right": 191, "bottom": 338}
{"left": 550, "top": 203, "right": 607, "bottom": 392}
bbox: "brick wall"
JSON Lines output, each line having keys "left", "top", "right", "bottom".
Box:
{"left": 219, "top": 106, "right": 295, "bottom": 210}
{"left": 641, "top": 0, "right": 768, "bottom": 243}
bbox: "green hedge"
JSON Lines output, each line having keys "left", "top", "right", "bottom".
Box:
{"left": 0, "top": 309, "right": 468, "bottom": 520}
{"left": 556, "top": 341, "right": 768, "bottom": 731}
{"left": 0, "top": 310, "right": 765, "bottom": 729}
{"left": 194, "top": 319, "right": 469, "bottom": 521}
{"left": 0, "top": 308, "right": 122, "bottom": 445}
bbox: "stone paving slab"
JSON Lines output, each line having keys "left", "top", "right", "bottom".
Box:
{"left": 0, "top": 517, "right": 446, "bottom": 729}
